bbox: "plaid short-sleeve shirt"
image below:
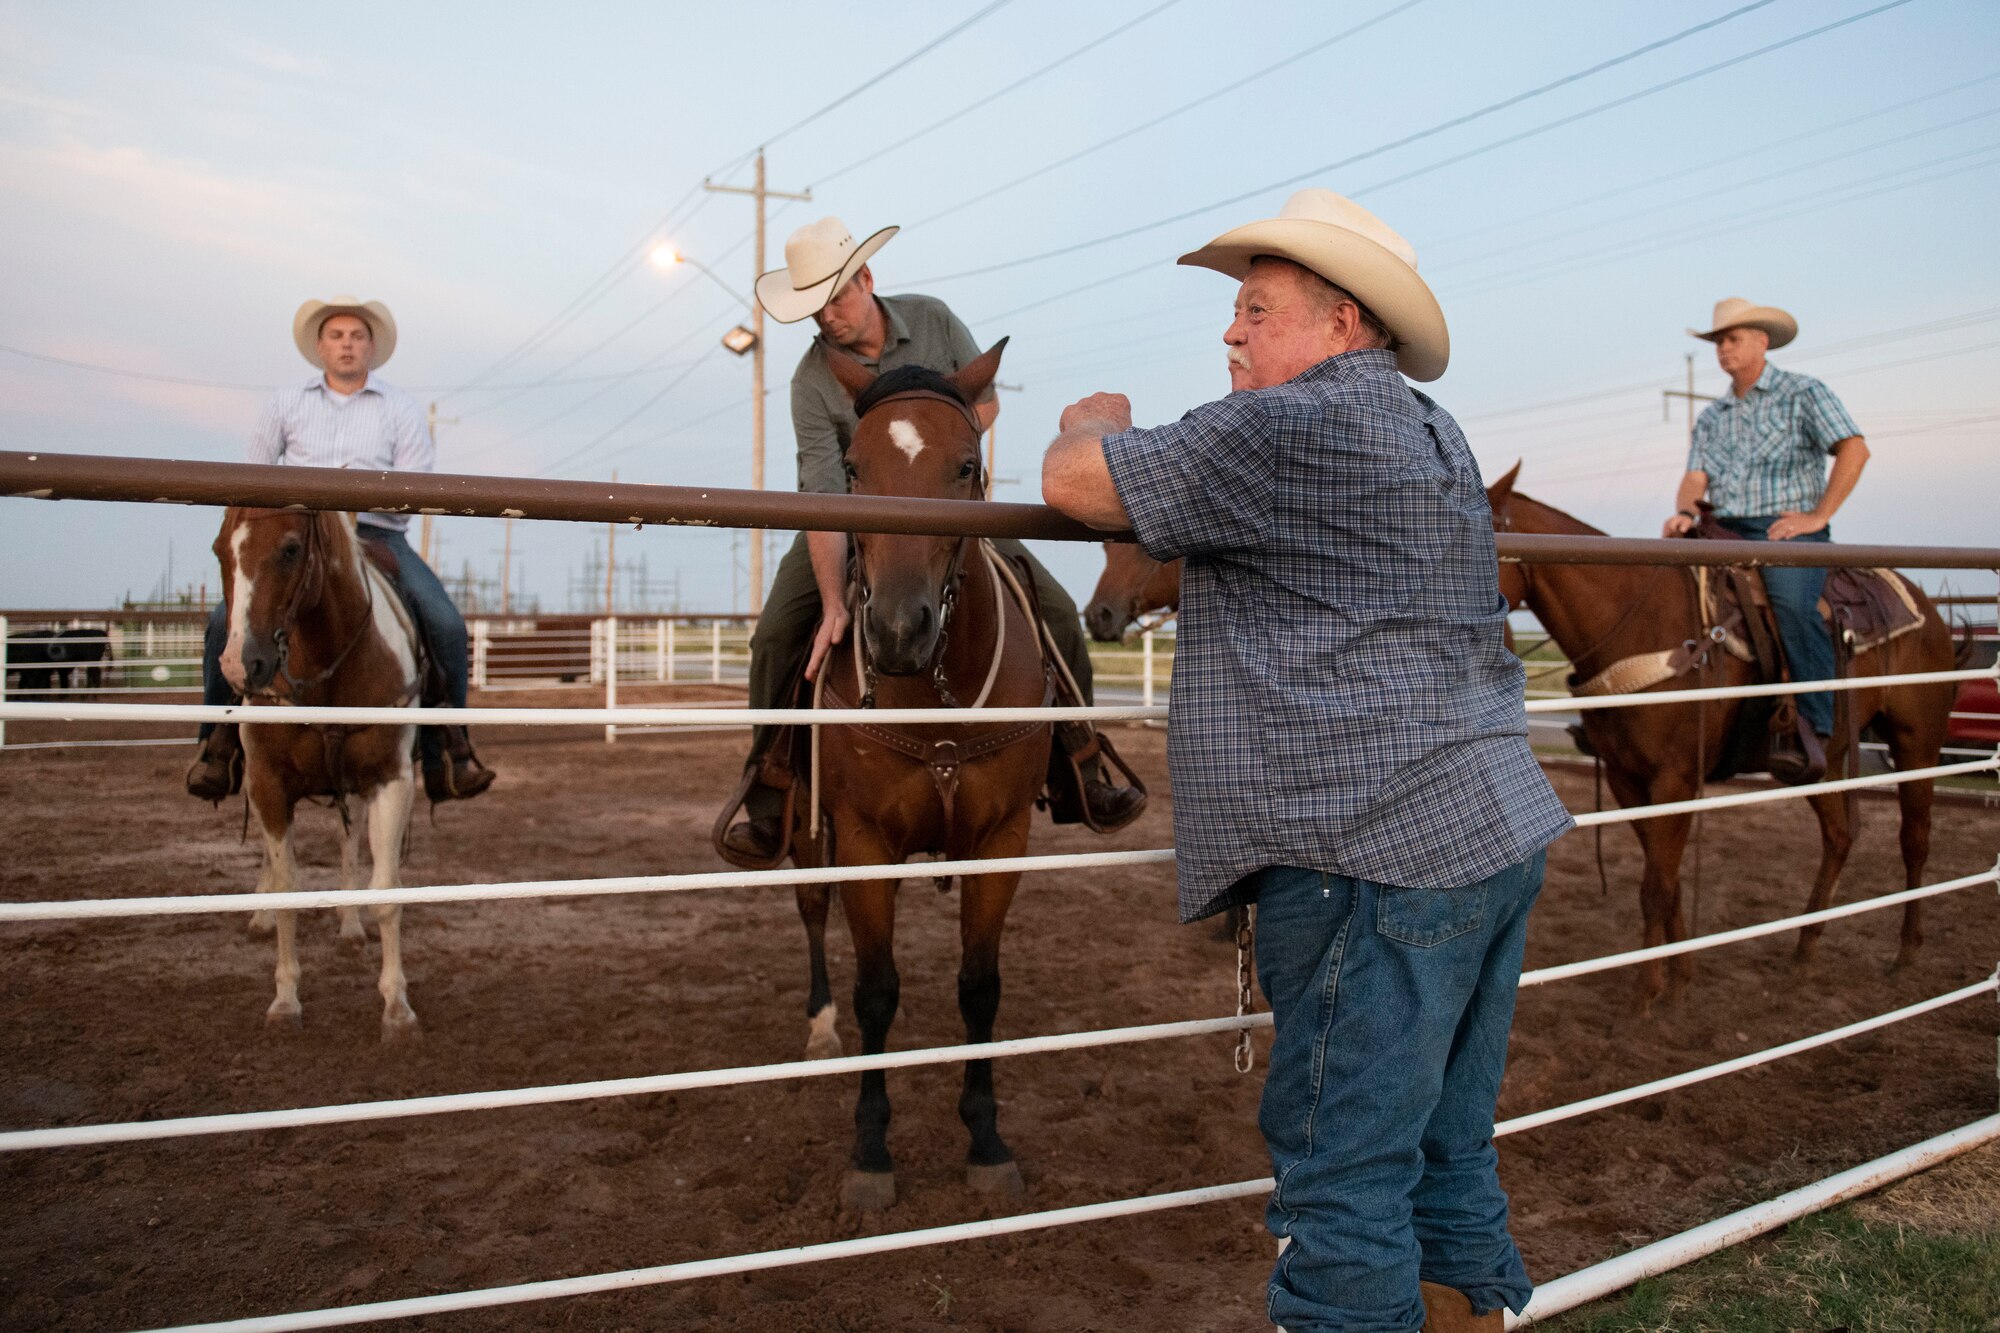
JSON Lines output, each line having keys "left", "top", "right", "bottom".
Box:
{"left": 1102, "top": 349, "right": 1573, "bottom": 922}
{"left": 1687, "top": 363, "right": 1861, "bottom": 518}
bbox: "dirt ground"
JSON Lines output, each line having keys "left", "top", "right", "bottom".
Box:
{"left": 1, "top": 688, "right": 1996, "bottom": 1332}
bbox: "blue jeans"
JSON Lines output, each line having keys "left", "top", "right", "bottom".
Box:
{"left": 1717, "top": 516, "right": 1834, "bottom": 736}
{"left": 200, "top": 526, "right": 468, "bottom": 741}
{"left": 1247, "top": 853, "right": 1545, "bottom": 1331}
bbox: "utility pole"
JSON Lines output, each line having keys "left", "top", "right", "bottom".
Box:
{"left": 422, "top": 402, "right": 458, "bottom": 564}
{"left": 1662, "top": 353, "right": 1717, "bottom": 444}
{"left": 604, "top": 469, "right": 618, "bottom": 615}
{"left": 704, "top": 150, "right": 811, "bottom": 616}
{"left": 501, "top": 517, "right": 514, "bottom": 615}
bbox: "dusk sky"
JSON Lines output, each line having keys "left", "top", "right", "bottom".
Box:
{"left": 3, "top": 0, "right": 1996, "bottom": 612}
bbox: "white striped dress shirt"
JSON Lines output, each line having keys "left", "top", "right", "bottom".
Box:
{"left": 248, "top": 376, "right": 432, "bottom": 530}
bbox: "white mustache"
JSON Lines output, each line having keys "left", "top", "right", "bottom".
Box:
{"left": 1226, "top": 347, "right": 1249, "bottom": 371}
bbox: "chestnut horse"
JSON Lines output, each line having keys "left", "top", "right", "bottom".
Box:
{"left": 215, "top": 507, "right": 423, "bottom": 1039}
{"left": 1488, "top": 465, "right": 1957, "bottom": 1010}
{"left": 790, "top": 340, "right": 1053, "bottom": 1211}
{"left": 1083, "top": 542, "right": 1180, "bottom": 642}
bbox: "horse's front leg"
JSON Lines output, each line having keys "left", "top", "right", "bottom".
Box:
{"left": 958, "top": 850, "right": 1025, "bottom": 1197}
{"left": 368, "top": 764, "right": 419, "bottom": 1041}
{"left": 250, "top": 788, "right": 303, "bottom": 1030}
{"left": 787, "top": 833, "right": 842, "bottom": 1059}
{"left": 835, "top": 822, "right": 901, "bottom": 1212}
{"left": 334, "top": 810, "right": 368, "bottom": 950}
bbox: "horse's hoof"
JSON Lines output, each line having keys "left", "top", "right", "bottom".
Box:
{"left": 804, "top": 1029, "right": 843, "bottom": 1061}
{"left": 840, "top": 1170, "right": 896, "bottom": 1212}
{"left": 966, "top": 1160, "right": 1025, "bottom": 1197}
{"left": 264, "top": 1004, "right": 302, "bottom": 1031}
{"left": 246, "top": 911, "right": 275, "bottom": 937}
{"left": 381, "top": 1007, "right": 420, "bottom": 1044}
{"left": 337, "top": 931, "right": 368, "bottom": 953}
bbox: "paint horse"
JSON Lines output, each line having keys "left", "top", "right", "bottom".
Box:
{"left": 215, "top": 507, "right": 423, "bottom": 1039}
{"left": 790, "top": 339, "right": 1053, "bottom": 1211}
{"left": 1083, "top": 542, "right": 1180, "bottom": 642}
{"left": 1489, "top": 465, "right": 1957, "bottom": 1011}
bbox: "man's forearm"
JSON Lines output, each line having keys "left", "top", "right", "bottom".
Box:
{"left": 1813, "top": 437, "right": 1868, "bottom": 520}
{"left": 1673, "top": 471, "right": 1708, "bottom": 516}
{"left": 807, "top": 530, "right": 849, "bottom": 607}
{"left": 1042, "top": 426, "right": 1130, "bottom": 530}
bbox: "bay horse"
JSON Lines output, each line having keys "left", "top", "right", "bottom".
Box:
{"left": 1083, "top": 542, "right": 1180, "bottom": 642}
{"left": 792, "top": 339, "right": 1053, "bottom": 1211}
{"left": 1487, "top": 464, "right": 1957, "bottom": 1011}
{"left": 214, "top": 507, "right": 423, "bottom": 1039}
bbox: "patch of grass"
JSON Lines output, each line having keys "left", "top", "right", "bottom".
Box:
{"left": 1543, "top": 1149, "right": 2000, "bottom": 1332}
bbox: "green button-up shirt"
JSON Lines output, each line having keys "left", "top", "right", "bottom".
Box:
{"left": 790, "top": 292, "right": 988, "bottom": 495}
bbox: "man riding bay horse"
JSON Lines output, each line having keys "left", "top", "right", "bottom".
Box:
{"left": 717, "top": 215, "right": 1144, "bottom": 865}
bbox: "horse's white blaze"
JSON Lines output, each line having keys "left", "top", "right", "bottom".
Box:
{"left": 888, "top": 419, "right": 926, "bottom": 464}
{"left": 363, "top": 562, "right": 421, "bottom": 696}
{"left": 220, "top": 525, "right": 255, "bottom": 689}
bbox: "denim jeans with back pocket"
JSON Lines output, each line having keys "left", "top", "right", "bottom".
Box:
{"left": 1246, "top": 852, "right": 1545, "bottom": 1331}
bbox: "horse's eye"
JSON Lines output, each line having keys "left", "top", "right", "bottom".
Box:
{"left": 278, "top": 541, "right": 302, "bottom": 565}
{"left": 958, "top": 460, "right": 977, "bottom": 480}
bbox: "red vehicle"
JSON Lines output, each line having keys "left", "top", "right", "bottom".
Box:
{"left": 1949, "top": 625, "right": 2000, "bottom": 745}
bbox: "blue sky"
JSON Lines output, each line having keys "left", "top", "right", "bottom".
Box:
{"left": 3, "top": 0, "right": 1996, "bottom": 611}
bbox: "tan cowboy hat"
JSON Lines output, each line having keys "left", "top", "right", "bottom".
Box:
{"left": 293, "top": 296, "right": 397, "bottom": 369}
{"left": 1689, "top": 297, "right": 1796, "bottom": 349}
{"left": 1177, "top": 188, "right": 1449, "bottom": 381}
{"left": 754, "top": 216, "right": 898, "bottom": 325}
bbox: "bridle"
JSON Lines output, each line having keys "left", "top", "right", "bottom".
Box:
{"left": 1495, "top": 501, "right": 1680, "bottom": 685}
{"left": 847, "top": 388, "right": 988, "bottom": 707}
{"left": 229, "top": 510, "right": 382, "bottom": 704}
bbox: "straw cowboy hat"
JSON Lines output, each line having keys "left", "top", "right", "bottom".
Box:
{"left": 755, "top": 216, "right": 899, "bottom": 325}
{"left": 1178, "top": 188, "right": 1449, "bottom": 381}
{"left": 1689, "top": 297, "right": 1796, "bottom": 349}
{"left": 292, "top": 296, "right": 397, "bottom": 369}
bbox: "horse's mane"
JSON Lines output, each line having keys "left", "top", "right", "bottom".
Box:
{"left": 1509, "top": 489, "right": 1606, "bottom": 537}
{"left": 853, "top": 364, "right": 967, "bottom": 420}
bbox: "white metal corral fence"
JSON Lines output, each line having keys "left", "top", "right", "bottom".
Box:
{"left": 3, "top": 656, "right": 1996, "bottom": 1331}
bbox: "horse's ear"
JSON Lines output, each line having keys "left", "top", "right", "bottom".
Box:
{"left": 823, "top": 342, "right": 876, "bottom": 403}
{"left": 947, "top": 337, "right": 1008, "bottom": 406}
{"left": 1487, "top": 459, "right": 1521, "bottom": 515}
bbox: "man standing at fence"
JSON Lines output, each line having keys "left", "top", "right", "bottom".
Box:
{"left": 717, "top": 215, "right": 1144, "bottom": 865}
{"left": 1662, "top": 298, "right": 1869, "bottom": 784}
{"left": 1042, "top": 190, "right": 1573, "bottom": 1332}
{"left": 186, "top": 295, "right": 494, "bottom": 805}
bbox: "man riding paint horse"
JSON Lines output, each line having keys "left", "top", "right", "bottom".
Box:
{"left": 1043, "top": 190, "right": 1572, "bottom": 1332}
{"left": 719, "top": 216, "right": 1143, "bottom": 864}
{"left": 1662, "top": 297, "right": 1870, "bottom": 784}
{"left": 185, "top": 296, "right": 494, "bottom": 804}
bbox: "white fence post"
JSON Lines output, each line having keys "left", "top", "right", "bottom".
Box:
{"left": 711, "top": 621, "right": 722, "bottom": 684}
{"left": 0, "top": 614, "right": 8, "bottom": 750}
{"left": 1141, "top": 630, "right": 1155, "bottom": 709}
{"left": 654, "top": 620, "right": 667, "bottom": 683}
{"left": 665, "top": 620, "right": 676, "bottom": 685}
{"left": 471, "top": 620, "right": 489, "bottom": 690}
{"left": 604, "top": 616, "right": 619, "bottom": 744}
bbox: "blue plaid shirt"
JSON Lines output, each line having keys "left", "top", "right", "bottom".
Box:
{"left": 1102, "top": 350, "right": 1573, "bottom": 922}
{"left": 1688, "top": 364, "right": 1861, "bottom": 518}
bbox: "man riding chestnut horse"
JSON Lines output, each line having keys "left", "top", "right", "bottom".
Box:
{"left": 716, "top": 215, "right": 1143, "bottom": 866}
{"left": 186, "top": 296, "right": 494, "bottom": 807}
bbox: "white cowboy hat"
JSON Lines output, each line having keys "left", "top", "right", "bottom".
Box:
{"left": 754, "top": 216, "right": 899, "bottom": 325}
{"left": 292, "top": 296, "right": 397, "bottom": 369}
{"left": 1689, "top": 297, "right": 1797, "bottom": 349}
{"left": 1177, "top": 188, "right": 1449, "bottom": 381}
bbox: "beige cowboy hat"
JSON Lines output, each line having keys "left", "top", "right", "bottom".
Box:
{"left": 292, "top": 295, "right": 397, "bottom": 369}
{"left": 1178, "top": 187, "right": 1449, "bottom": 381}
{"left": 1689, "top": 297, "right": 1796, "bottom": 349}
{"left": 755, "top": 216, "right": 899, "bottom": 325}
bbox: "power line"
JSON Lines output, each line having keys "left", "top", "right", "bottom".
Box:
{"left": 811, "top": 0, "right": 1189, "bottom": 189}
{"left": 907, "top": 0, "right": 1428, "bottom": 230}
{"left": 914, "top": 0, "right": 1803, "bottom": 284}
{"left": 539, "top": 344, "right": 729, "bottom": 477}
{"left": 0, "top": 344, "right": 274, "bottom": 391}
{"left": 761, "top": 0, "right": 1016, "bottom": 149}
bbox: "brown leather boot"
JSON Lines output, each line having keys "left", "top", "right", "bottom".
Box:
{"left": 422, "top": 726, "right": 495, "bottom": 802}
{"left": 185, "top": 725, "right": 243, "bottom": 803}
{"left": 721, "top": 814, "right": 785, "bottom": 865}
{"left": 1419, "top": 1281, "right": 1502, "bottom": 1332}
{"left": 1083, "top": 776, "right": 1147, "bottom": 829}
{"left": 1766, "top": 712, "right": 1827, "bottom": 786}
